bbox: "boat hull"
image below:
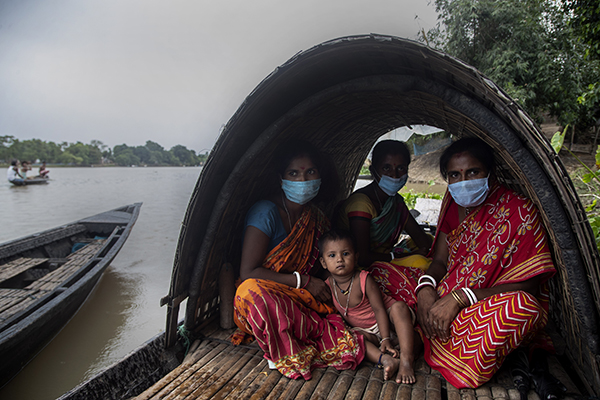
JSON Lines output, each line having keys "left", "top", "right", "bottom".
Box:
{"left": 0, "top": 203, "right": 142, "bottom": 388}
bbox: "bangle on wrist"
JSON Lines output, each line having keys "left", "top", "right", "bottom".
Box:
{"left": 293, "top": 271, "right": 301, "bottom": 289}
{"left": 415, "top": 281, "right": 435, "bottom": 294}
{"left": 379, "top": 337, "right": 391, "bottom": 344}
{"left": 390, "top": 251, "right": 395, "bottom": 260}
{"left": 418, "top": 275, "right": 437, "bottom": 288}
{"left": 462, "top": 288, "right": 478, "bottom": 306}
{"left": 451, "top": 290, "right": 468, "bottom": 308}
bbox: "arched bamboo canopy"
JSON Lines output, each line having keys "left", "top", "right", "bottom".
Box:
{"left": 162, "top": 34, "right": 600, "bottom": 394}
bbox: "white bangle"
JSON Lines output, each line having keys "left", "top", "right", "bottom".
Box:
{"left": 390, "top": 251, "right": 395, "bottom": 260}
{"left": 415, "top": 281, "right": 435, "bottom": 294}
{"left": 293, "top": 271, "right": 301, "bottom": 289}
{"left": 418, "top": 275, "right": 437, "bottom": 288}
{"left": 462, "top": 288, "right": 478, "bottom": 306}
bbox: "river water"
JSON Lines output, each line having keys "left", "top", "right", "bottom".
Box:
{"left": 0, "top": 167, "right": 200, "bottom": 400}
{"left": 0, "top": 168, "right": 446, "bottom": 400}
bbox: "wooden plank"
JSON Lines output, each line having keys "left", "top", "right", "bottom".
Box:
{"left": 363, "top": 368, "right": 384, "bottom": 400}
{"left": 310, "top": 367, "right": 343, "bottom": 400}
{"left": 0, "top": 288, "right": 49, "bottom": 322}
{"left": 214, "top": 357, "right": 267, "bottom": 399}
{"left": 0, "top": 257, "right": 48, "bottom": 283}
{"left": 490, "top": 385, "right": 509, "bottom": 400}
{"left": 185, "top": 346, "right": 263, "bottom": 400}
{"left": 345, "top": 366, "right": 372, "bottom": 400}
{"left": 135, "top": 339, "right": 223, "bottom": 400}
{"left": 326, "top": 370, "right": 356, "bottom": 400}
{"left": 411, "top": 373, "right": 427, "bottom": 400}
{"left": 148, "top": 342, "right": 230, "bottom": 399}
{"left": 290, "top": 367, "right": 325, "bottom": 400}
{"left": 26, "top": 240, "right": 105, "bottom": 291}
{"left": 380, "top": 379, "right": 399, "bottom": 400}
{"left": 460, "top": 388, "right": 477, "bottom": 400}
{"left": 426, "top": 374, "right": 442, "bottom": 400}
{"left": 225, "top": 361, "right": 270, "bottom": 399}
{"left": 247, "top": 368, "right": 286, "bottom": 400}
{"left": 446, "top": 382, "right": 461, "bottom": 400}
{"left": 396, "top": 384, "right": 413, "bottom": 400}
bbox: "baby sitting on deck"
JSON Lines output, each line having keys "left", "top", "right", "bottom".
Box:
{"left": 319, "top": 228, "right": 416, "bottom": 384}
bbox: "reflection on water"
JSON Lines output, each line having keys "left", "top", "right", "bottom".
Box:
{"left": 0, "top": 167, "right": 200, "bottom": 400}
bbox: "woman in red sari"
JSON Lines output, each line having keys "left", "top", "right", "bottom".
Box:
{"left": 371, "top": 138, "right": 556, "bottom": 388}
{"left": 233, "top": 140, "right": 402, "bottom": 381}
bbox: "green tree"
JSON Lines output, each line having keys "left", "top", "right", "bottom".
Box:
{"left": 170, "top": 145, "right": 197, "bottom": 165}
{"left": 423, "top": 0, "right": 597, "bottom": 137}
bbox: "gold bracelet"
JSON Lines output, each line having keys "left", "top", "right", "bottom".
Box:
{"left": 451, "top": 290, "right": 467, "bottom": 308}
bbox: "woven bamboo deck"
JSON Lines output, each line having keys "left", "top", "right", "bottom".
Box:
{"left": 135, "top": 321, "right": 582, "bottom": 400}
{"left": 0, "top": 239, "right": 105, "bottom": 323}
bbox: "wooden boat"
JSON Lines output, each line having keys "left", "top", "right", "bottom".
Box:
{"left": 59, "top": 34, "right": 600, "bottom": 400}
{"left": 0, "top": 203, "right": 142, "bottom": 387}
{"left": 9, "top": 177, "right": 49, "bottom": 185}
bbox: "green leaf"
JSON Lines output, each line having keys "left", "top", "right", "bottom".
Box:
{"left": 596, "top": 145, "right": 600, "bottom": 170}
{"left": 585, "top": 198, "right": 597, "bottom": 212}
{"left": 551, "top": 126, "right": 567, "bottom": 154}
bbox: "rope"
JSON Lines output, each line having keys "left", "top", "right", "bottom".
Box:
{"left": 177, "top": 325, "right": 192, "bottom": 357}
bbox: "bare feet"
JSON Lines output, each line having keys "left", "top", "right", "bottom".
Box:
{"left": 379, "top": 353, "right": 400, "bottom": 382}
{"left": 398, "top": 354, "right": 415, "bottom": 384}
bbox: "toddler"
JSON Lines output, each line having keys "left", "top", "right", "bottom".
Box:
{"left": 319, "top": 228, "right": 415, "bottom": 384}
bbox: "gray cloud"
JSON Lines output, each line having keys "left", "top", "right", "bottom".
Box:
{"left": 0, "top": 0, "right": 438, "bottom": 152}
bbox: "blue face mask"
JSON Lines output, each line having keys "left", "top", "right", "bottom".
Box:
{"left": 448, "top": 176, "right": 489, "bottom": 208}
{"left": 281, "top": 179, "right": 321, "bottom": 205}
{"left": 377, "top": 174, "right": 408, "bottom": 196}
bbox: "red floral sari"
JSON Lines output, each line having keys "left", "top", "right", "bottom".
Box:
{"left": 370, "top": 184, "right": 555, "bottom": 388}
{"left": 232, "top": 204, "right": 365, "bottom": 380}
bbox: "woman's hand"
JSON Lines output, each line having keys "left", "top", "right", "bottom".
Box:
{"left": 304, "top": 276, "right": 332, "bottom": 304}
{"left": 426, "top": 294, "right": 460, "bottom": 342}
{"left": 416, "top": 286, "right": 439, "bottom": 339}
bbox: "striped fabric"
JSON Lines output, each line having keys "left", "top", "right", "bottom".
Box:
{"left": 423, "top": 291, "right": 546, "bottom": 388}
{"left": 233, "top": 204, "right": 365, "bottom": 379}
{"left": 369, "top": 184, "right": 556, "bottom": 388}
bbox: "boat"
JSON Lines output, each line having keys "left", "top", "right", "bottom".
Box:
{"left": 9, "top": 177, "right": 49, "bottom": 185}
{"left": 0, "top": 203, "right": 142, "bottom": 387}
{"left": 59, "top": 35, "right": 600, "bottom": 400}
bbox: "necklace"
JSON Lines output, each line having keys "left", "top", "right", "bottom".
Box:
{"left": 331, "top": 273, "right": 355, "bottom": 317}
{"left": 334, "top": 278, "right": 352, "bottom": 295}
{"left": 281, "top": 193, "right": 293, "bottom": 231}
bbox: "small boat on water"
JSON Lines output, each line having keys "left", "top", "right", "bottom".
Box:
{"left": 9, "top": 177, "right": 49, "bottom": 186}
{"left": 60, "top": 35, "right": 600, "bottom": 400}
{"left": 0, "top": 203, "right": 142, "bottom": 387}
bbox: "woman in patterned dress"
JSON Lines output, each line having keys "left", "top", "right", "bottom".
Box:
{"left": 371, "top": 137, "right": 556, "bottom": 388}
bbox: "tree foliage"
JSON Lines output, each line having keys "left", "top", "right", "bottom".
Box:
{"left": 0, "top": 136, "right": 208, "bottom": 167}
{"left": 423, "top": 0, "right": 600, "bottom": 140}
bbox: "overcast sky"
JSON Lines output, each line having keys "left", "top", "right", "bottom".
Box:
{"left": 0, "top": 1, "right": 438, "bottom": 153}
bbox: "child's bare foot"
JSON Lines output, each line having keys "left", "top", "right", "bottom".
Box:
{"left": 397, "top": 355, "right": 415, "bottom": 384}
{"left": 378, "top": 354, "right": 400, "bottom": 381}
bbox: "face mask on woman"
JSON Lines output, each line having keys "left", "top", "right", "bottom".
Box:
{"left": 448, "top": 176, "right": 489, "bottom": 208}
{"left": 281, "top": 179, "right": 321, "bottom": 205}
{"left": 377, "top": 174, "right": 408, "bottom": 196}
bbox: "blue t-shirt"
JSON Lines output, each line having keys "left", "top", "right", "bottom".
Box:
{"left": 245, "top": 200, "right": 288, "bottom": 251}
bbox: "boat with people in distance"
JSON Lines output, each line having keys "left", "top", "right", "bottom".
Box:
{"left": 9, "top": 177, "right": 49, "bottom": 186}
{"left": 0, "top": 203, "right": 142, "bottom": 388}
{"left": 59, "top": 35, "right": 600, "bottom": 400}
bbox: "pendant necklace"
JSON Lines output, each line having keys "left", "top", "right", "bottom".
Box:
{"left": 281, "top": 193, "right": 293, "bottom": 231}
{"left": 331, "top": 273, "right": 355, "bottom": 317}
